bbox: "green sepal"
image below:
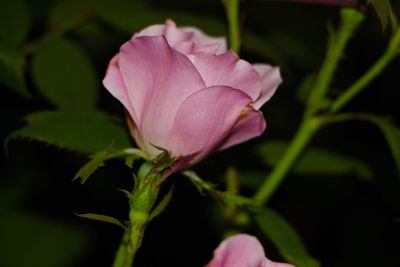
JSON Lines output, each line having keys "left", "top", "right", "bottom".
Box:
{"left": 75, "top": 213, "right": 126, "bottom": 230}
{"left": 150, "top": 144, "right": 174, "bottom": 172}
{"left": 183, "top": 170, "right": 259, "bottom": 207}
{"left": 148, "top": 186, "right": 174, "bottom": 221}
{"left": 118, "top": 189, "right": 134, "bottom": 203}
{"left": 182, "top": 170, "right": 217, "bottom": 195}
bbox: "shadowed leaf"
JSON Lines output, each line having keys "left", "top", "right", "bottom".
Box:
{"left": 32, "top": 37, "right": 97, "bottom": 108}
{"left": 0, "top": 41, "right": 28, "bottom": 97}
{"left": 0, "top": 0, "right": 29, "bottom": 45}
{"left": 0, "top": 211, "right": 91, "bottom": 267}
{"left": 250, "top": 206, "right": 320, "bottom": 267}
{"left": 257, "top": 141, "right": 373, "bottom": 180}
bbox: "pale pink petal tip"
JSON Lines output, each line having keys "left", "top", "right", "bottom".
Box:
{"left": 253, "top": 64, "right": 283, "bottom": 110}
{"left": 206, "top": 234, "right": 295, "bottom": 267}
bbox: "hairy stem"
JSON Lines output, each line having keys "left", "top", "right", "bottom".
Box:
{"left": 112, "top": 173, "right": 161, "bottom": 267}
{"left": 307, "top": 8, "right": 364, "bottom": 113}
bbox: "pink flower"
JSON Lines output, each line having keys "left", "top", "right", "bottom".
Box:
{"left": 103, "top": 20, "right": 281, "bottom": 169}
{"left": 206, "top": 234, "right": 295, "bottom": 267}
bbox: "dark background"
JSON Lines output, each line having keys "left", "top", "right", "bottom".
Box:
{"left": 1, "top": 0, "right": 400, "bottom": 266}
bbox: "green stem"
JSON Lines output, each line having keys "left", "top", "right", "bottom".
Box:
{"left": 307, "top": 8, "right": 364, "bottom": 113}
{"left": 112, "top": 230, "right": 130, "bottom": 267}
{"left": 223, "top": 0, "right": 241, "bottom": 53}
{"left": 330, "top": 27, "right": 400, "bottom": 113}
{"left": 316, "top": 112, "right": 380, "bottom": 125}
{"left": 254, "top": 118, "right": 318, "bottom": 203}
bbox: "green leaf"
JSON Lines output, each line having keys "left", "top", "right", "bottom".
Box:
{"left": 367, "top": 0, "right": 398, "bottom": 31}
{"left": 368, "top": 117, "right": 400, "bottom": 173}
{"left": 76, "top": 213, "right": 126, "bottom": 229}
{"left": 0, "top": 210, "right": 91, "bottom": 267}
{"left": 149, "top": 186, "right": 174, "bottom": 221}
{"left": 0, "top": 0, "right": 29, "bottom": 45}
{"left": 0, "top": 41, "right": 29, "bottom": 97}
{"left": 257, "top": 141, "right": 373, "bottom": 180}
{"left": 75, "top": 147, "right": 145, "bottom": 184}
{"left": 250, "top": 206, "right": 320, "bottom": 267}
{"left": 32, "top": 37, "right": 97, "bottom": 109}
{"left": 74, "top": 149, "right": 107, "bottom": 183}
{"left": 7, "top": 110, "right": 131, "bottom": 154}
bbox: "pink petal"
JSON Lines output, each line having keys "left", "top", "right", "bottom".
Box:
{"left": 253, "top": 64, "right": 282, "bottom": 109}
{"left": 190, "top": 51, "right": 262, "bottom": 102}
{"left": 103, "top": 55, "right": 138, "bottom": 124}
{"left": 174, "top": 41, "right": 222, "bottom": 55}
{"left": 217, "top": 109, "right": 266, "bottom": 151}
{"left": 134, "top": 24, "right": 165, "bottom": 37}
{"left": 118, "top": 36, "right": 206, "bottom": 156}
{"left": 166, "top": 86, "right": 253, "bottom": 161}
{"left": 207, "top": 234, "right": 268, "bottom": 267}
{"left": 265, "top": 259, "right": 296, "bottom": 267}
{"left": 207, "top": 234, "right": 295, "bottom": 267}
{"left": 182, "top": 26, "right": 227, "bottom": 54}
{"left": 134, "top": 20, "right": 193, "bottom": 48}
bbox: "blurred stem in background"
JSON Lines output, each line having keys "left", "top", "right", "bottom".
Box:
{"left": 253, "top": 7, "right": 400, "bottom": 204}
{"left": 254, "top": 9, "right": 365, "bottom": 204}
{"left": 223, "top": 0, "right": 241, "bottom": 53}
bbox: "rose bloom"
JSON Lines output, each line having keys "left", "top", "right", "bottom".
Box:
{"left": 206, "top": 234, "right": 295, "bottom": 267}
{"left": 103, "top": 20, "right": 281, "bottom": 170}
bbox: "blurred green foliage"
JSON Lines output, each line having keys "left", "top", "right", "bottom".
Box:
{"left": 0, "top": 0, "right": 400, "bottom": 266}
{"left": 257, "top": 140, "right": 373, "bottom": 179}
{"left": 251, "top": 206, "right": 320, "bottom": 267}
